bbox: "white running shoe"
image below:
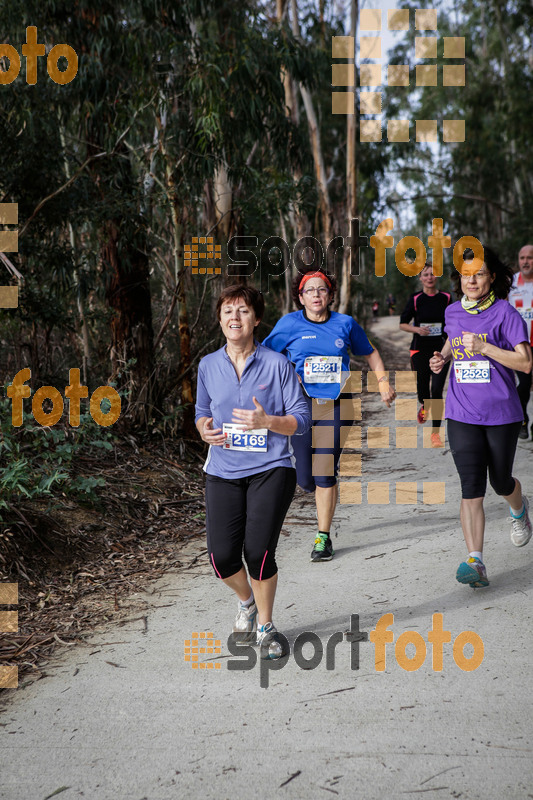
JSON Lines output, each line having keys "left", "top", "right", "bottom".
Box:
{"left": 256, "top": 622, "right": 287, "bottom": 660}
{"left": 232, "top": 600, "right": 257, "bottom": 643}
{"left": 510, "top": 495, "right": 532, "bottom": 547}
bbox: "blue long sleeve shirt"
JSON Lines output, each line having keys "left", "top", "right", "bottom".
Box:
{"left": 195, "top": 343, "right": 311, "bottom": 479}
{"left": 262, "top": 310, "right": 374, "bottom": 399}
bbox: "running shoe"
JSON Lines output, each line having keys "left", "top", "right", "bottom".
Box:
{"left": 456, "top": 557, "right": 489, "bottom": 588}
{"left": 233, "top": 600, "right": 258, "bottom": 643}
{"left": 430, "top": 432, "right": 443, "bottom": 448}
{"left": 256, "top": 622, "right": 287, "bottom": 660}
{"left": 518, "top": 422, "right": 528, "bottom": 440}
{"left": 417, "top": 406, "right": 427, "bottom": 424}
{"left": 310, "top": 532, "right": 334, "bottom": 562}
{"left": 510, "top": 495, "right": 532, "bottom": 547}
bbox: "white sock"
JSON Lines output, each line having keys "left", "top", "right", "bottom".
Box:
{"left": 469, "top": 551, "right": 483, "bottom": 561}
{"left": 239, "top": 591, "right": 254, "bottom": 608}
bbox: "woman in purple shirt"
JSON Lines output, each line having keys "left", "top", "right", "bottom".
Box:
{"left": 195, "top": 285, "right": 310, "bottom": 659}
{"left": 430, "top": 248, "right": 532, "bottom": 588}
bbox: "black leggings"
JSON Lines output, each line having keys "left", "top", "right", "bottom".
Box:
{"left": 516, "top": 370, "right": 532, "bottom": 424}
{"left": 411, "top": 350, "right": 450, "bottom": 428}
{"left": 205, "top": 467, "right": 296, "bottom": 581}
{"left": 447, "top": 419, "right": 522, "bottom": 499}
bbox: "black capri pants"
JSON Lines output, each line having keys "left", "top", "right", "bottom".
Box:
{"left": 205, "top": 467, "right": 296, "bottom": 581}
{"left": 291, "top": 394, "right": 355, "bottom": 492}
{"left": 447, "top": 419, "right": 522, "bottom": 499}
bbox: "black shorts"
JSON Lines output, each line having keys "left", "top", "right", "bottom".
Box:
{"left": 205, "top": 466, "right": 296, "bottom": 580}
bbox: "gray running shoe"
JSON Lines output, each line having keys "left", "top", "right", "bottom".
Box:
{"left": 256, "top": 622, "right": 287, "bottom": 660}
{"left": 233, "top": 600, "right": 257, "bottom": 642}
{"left": 510, "top": 495, "right": 532, "bottom": 547}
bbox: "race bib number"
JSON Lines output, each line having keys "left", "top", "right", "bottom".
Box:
{"left": 454, "top": 360, "right": 490, "bottom": 383}
{"left": 303, "top": 356, "right": 342, "bottom": 384}
{"left": 222, "top": 423, "right": 268, "bottom": 451}
{"left": 420, "top": 322, "right": 443, "bottom": 336}
{"left": 517, "top": 308, "right": 533, "bottom": 321}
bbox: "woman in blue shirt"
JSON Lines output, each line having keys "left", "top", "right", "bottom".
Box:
{"left": 263, "top": 266, "right": 396, "bottom": 562}
{"left": 195, "top": 284, "right": 310, "bottom": 659}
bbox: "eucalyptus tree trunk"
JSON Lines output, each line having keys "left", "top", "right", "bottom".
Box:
{"left": 160, "top": 136, "right": 196, "bottom": 438}
{"left": 213, "top": 163, "right": 233, "bottom": 240}
{"left": 81, "top": 5, "right": 157, "bottom": 429}
{"left": 291, "top": 0, "right": 333, "bottom": 259}
{"left": 492, "top": 1, "right": 526, "bottom": 223}
{"left": 59, "top": 124, "right": 91, "bottom": 384}
{"left": 276, "top": 0, "right": 306, "bottom": 298}
{"left": 280, "top": 212, "right": 292, "bottom": 314}
{"left": 338, "top": 0, "right": 357, "bottom": 314}
{"left": 276, "top": 0, "right": 298, "bottom": 124}
{"left": 102, "top": 209, "right": 156, "bottom": 428}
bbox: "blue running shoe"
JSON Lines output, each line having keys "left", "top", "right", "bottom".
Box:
{"left": 456, "top": 557, "right": 489, "bottom": 588}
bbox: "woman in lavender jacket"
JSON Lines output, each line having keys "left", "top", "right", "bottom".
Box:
{"left": 195, "top": 285, "right": 310, "bottom": 659}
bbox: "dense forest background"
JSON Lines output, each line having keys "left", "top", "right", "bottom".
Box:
{"left": 0, "top": 0, "right": 532, "bottom": 526}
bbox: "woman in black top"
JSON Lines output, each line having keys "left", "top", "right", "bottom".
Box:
{"left": 399, "top": 263, "right": 452, "bottom": 446}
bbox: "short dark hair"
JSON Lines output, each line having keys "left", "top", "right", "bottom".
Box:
{"left": 216, "top": 284, "right": 265, "bottom": 321}
{"left": 451, "top": 246, "right": 513, "bottom": 300}
{"left": 291, "top": 266, "right": 337, "bottom": 309}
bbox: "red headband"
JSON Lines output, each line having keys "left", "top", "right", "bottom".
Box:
{"left": 299, "top": 271, "right": 332, "bottom": 292}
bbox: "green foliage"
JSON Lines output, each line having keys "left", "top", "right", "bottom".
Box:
{"left": 383, "top": 0, "right": 533, "bottom": 261}
{"left": 0, "top": 396, "right": 113, "bottom": 521}
{"left": 1, "top": 0, "right": 530, "bottom": 445}
{"left": 0, "top": 0, "right": 333, "bottom": 421}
